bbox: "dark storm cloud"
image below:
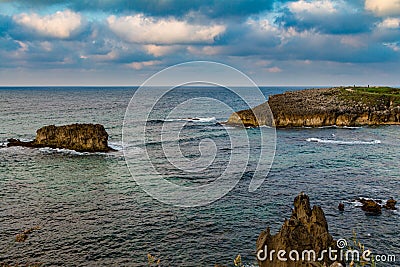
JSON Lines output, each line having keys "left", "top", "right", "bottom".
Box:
{"left": 0, "top": 14, "right": 12, "bottom": 35}
{"left": 0, "top": 37, "right": 20, "bottom": 53}
{"left": 3, "top": 0, "right": 286, "bottom": 18}
{"left": 276, "top": 6, "right": 377, "bottom": 35}
{"left": 277, "top": 11, "right": 375, "bottom": 35}
{"left": 277, "top": 35, "right": 398, "bottom": 63}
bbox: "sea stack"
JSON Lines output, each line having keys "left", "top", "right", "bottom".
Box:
{"left": 256, "top": 193, "right": 341, "bottom": 267}
{"left": 7, "top": 123, "right": 112, "bottom": 152}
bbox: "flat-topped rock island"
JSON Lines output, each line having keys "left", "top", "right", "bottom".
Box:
{"left": 7, "top": 123, "right": 114, "bottom": 152}
{"left": 227, "top": 86, "right": 400, "bottom": 127}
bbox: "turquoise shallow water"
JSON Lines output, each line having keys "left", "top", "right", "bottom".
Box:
{"left": 0, "top": 87, "right": 399, "bottom": 266}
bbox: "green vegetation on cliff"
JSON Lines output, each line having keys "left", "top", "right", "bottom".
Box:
{"left": 340, "top": 86, "right": 400, "bottom": 107}
{"left": 227, "top": 86, "right": 400, "bottom": 128}
{"left": 350, "top": 86, "right": 400, "bottom": 95}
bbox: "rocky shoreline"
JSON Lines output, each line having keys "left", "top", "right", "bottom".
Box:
{"left": 227, "top": 87, "right": 400, "bottom": 128}
{"left": 6, "top": 123, "right": 114, "bottom": 152}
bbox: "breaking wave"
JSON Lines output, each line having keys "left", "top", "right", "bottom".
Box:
{"left": 306, "top": 138, "right": 381, "bottom": 145}
{"left": 164, "top": 117, "right": 217, "bottom": 123}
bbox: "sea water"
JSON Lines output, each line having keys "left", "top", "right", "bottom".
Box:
{"left": 0, "top": 87, "right": 399, "bottom": 266}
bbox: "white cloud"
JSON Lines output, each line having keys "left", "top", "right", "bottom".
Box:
{"left": 15, "top": 40, "right": 29, "bottom": 52}
{"left": 289, "top": 0, "right": 337, "bottom": 15}
{"left": 340, "top": 36, "right": 366, "bottom": 48}
{"left": 266, "top": 66, "right": 282, "bottom": 73}
{"left": 13, "top": 10, "right": 82, "bottom": 39}
{"left": 378, "top": 17, "right": 400, "bottom": 29}
{"left": 107, "top": 14, "right": 226, "bottom": 44}
{"left": 365, "top": 0, "right": 400, "bottom": 16}
{"left": 40, "top": 41, "right": 53, "bottom": 52}
{"left": 90, "top": 50, "right": 119, "bottom": 61}
{"left": 127, "top": 60, "right": 162, "bottom": 70}
{"left": 186, "top": 45, "right": 223, "bottom": 56}
{"left": 383, "top": 42, "right": 400, "bottom": 51}
{"left": 255, "top": 60, "right": 273, "bottom": 67}
{"left": 247, "top": 18, "right": 279, "bottom": 32}
{"left": 144, "top": 44, "right": 180, "bottom": 56}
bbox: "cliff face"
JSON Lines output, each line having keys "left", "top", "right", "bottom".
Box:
{"left": 8, "top": 124, "right": 111, "bottom": 152}
{"left": 256, "top": 193, "right": 339, "bottom": 267}
{"left": 227, "top": 87, "right": 400, "bottom": 127}
{"left": 227, "top": 103, "right": 275, "bottom": 127}
{"left": 34, "top": 124, "right": 110, "bottom": 152}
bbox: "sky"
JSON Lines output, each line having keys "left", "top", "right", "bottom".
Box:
{"left": 0, "top": 0, "right": 400, "bottom": 86}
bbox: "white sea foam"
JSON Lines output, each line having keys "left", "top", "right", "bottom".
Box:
{"left": 353, "top": 201, "right": 363, "bottom": 207}
{"left": 351, "top": 197, "right": 385, "bottom": 207}
{"left": 109, "top": 142, "right": 123, "bottom": 151}
{"left": 165, "top": 117, "right": 217, "bottom": 123}
{"left": 306, "top": 138, "right": 381, "bottom": 145}
{"left": 0, "top": 141, "right": 8, "bottom": 147}
{"left": 1, "top": 138, "right": 33, "bottom": 147}
{"left": 342, "top": 126, "right": 363, "bottom": 129}
{"left": 221, "top": 125, "right": 236, "bottom": 130}
{"left": 39, "top": 147, "right": 88, "bottom": 155}
{"left": 20, "top": 138, "right": 33, "bottom": 142}
{"left": 38, "top": 147, "right": 109, "bottom": 156}
{"left": 317, "top": 126, "right": 337, "bottom": 129}
{"left": 317, "top": 125, "right": 362, "bottom": 129}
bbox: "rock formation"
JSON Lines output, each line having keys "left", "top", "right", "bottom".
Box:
{"left": 7, "top": 123, "right": 113, "bottom": 152}
{"left": 383, "top": 198, "right": 397, "bottom": 210}
{"left": 15, "top": 226, "right": 40, "bottom": 243}
{"left": 256, "top": 193, "right": 340, "bottom": 267}
{"left": 227, "top": 87, "right": 400, "bottom": 127}
{"left": 359, "top": 199, "right": 382, "bottom": 215}
{"left": 338, "top": 203, "right": 345, "bottom": 212}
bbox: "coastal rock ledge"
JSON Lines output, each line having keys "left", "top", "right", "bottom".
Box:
{"left": 228, "top": 87, "right": 400, "bottom": 127}
{"left": 257, "top": 193, "right": 342, "bottom": 267}
{"left": 7, "top": 123, "right": 112, "bottom": 152}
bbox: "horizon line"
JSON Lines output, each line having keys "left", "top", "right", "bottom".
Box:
{"left": 0, "top": 84, "right": 397, "bottom": 88}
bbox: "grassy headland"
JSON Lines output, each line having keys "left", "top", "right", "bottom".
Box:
{"left": 227, "top": 86, "right": 400, "bottom": 128}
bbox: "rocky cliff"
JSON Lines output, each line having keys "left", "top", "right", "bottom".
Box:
{"left": 256, "top": 193, "right": 340, "bottom": 267}
{"left": 227, "top": 87, "right": 400, "bottom": 127}
{"left": 7, "top": 123, "right": 112, "bottom": 152}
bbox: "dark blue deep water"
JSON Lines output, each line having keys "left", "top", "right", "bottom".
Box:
{"left": 0, "top": 87, "right": 399, "bottom": 266}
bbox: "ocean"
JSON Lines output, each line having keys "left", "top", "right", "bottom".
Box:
{"left": 0, "top": 86, "right": 399, "bottom": 266}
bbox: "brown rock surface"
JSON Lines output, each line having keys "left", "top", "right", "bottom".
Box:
{"left": 256, "top": 193, "right": 339, "bottom": 267}
{"left": 227, "top": 87, "right": 400, "bottom": 127}
{"left": 383, "top": 198, "right": 397, "bottom": 210}
{"left": 7, "top": 123, "right": 112, "bottom": 152}
{"left": 360, "top": 199, "right": 382, "bottom": 215}
{"left": 338, "top": 203, "right": 345, "bottom": 212}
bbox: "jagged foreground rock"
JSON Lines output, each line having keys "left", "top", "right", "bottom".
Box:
{"left": 228, "top": 87, "right": 400, "bottom": 127}
{"left": 7, "top": 123, "right": 112, "bottom": 152}
{"left": 256, "top": 193, "right": 342, "bottom": 267}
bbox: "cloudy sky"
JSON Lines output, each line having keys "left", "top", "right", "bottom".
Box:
{"left": 0, "top": 0, "right": 400, "bottom": 86}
